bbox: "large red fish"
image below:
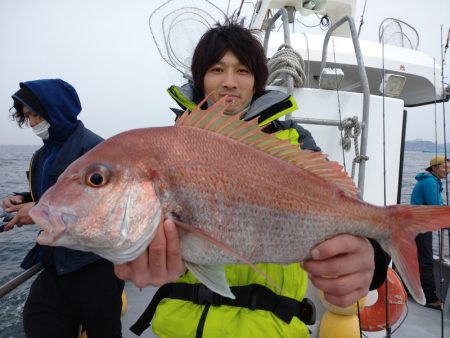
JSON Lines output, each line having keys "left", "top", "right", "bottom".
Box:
{"left": 30, "top": 98, "right": 450, "bottom": 303}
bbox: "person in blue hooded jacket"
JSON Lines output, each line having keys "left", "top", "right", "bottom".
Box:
{"left": 410, "top": 155, "right": 449, "bottom": 310}
{"left": 2, "top": 79, "right": 124, "bottom": 338}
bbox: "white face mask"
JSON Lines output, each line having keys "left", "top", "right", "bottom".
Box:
{"left": 32, "top": 120, "right": 51, "bottom": 140}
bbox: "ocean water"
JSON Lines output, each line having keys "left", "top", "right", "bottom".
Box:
{"left": 0, "top": 145, "right": 40, "bottom": 338}
{"left": 0, "top": 145, "right": 449, "bottom": 337}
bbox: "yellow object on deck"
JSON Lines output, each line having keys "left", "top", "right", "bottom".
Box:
{"left": 121, "top": 290, "right": 128, "bottom": 316}
{"left": 318, "top": 311, "right": 360, "bottom": 338}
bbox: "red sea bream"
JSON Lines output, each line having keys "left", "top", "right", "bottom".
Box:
{"left": 30, "top": 98, "right": 450, "bottom": 303}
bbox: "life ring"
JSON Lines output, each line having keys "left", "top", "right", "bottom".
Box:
{"left": 360, "top": 268, "right": 407, "bottom": 332}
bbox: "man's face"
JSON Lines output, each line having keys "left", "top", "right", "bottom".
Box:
{"left": 23, "top": 106, "right": 44, "bottom": 128}
{"left": 433, "top": 162, "right": 450, "bottom": 179}
{"left": 203, "top": 50, "right": 255, "bottom": 114}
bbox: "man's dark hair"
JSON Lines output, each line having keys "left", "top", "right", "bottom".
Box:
{"left": 191, "top": 18, "right": 268, "bottom": 97}
{"left": 9, "top": 105, "right": 28, "bottom": 128}
{"left": 10, "top": 84, "right": 48, "bottom": 128}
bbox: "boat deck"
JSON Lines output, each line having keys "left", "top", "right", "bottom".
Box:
{"left": 121, "top": 282, "right": 450, "bottom": 338}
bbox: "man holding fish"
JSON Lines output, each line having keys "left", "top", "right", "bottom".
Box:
{"left": 112, "top": 19, "right": 390, "bottom": 337}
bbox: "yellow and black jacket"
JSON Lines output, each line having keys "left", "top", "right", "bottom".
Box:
{"left": 167, "top": 83, "right": 321, "bottom": 152}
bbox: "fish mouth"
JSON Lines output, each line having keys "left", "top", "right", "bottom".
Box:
{"left": 31, "top": 204, "right": 75, "bottom": 245}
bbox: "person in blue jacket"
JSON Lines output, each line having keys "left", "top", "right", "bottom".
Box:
{"left": 2, "top": 79, "right": 124, "bottom": 338}
{"left": 410, "top": 155, "right": 449, "bottom": 310}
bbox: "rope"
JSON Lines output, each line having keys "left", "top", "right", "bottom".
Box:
{"left": 339, "top": 116, "right": 369, "bottom": 178}
{"left": 267, "top": 44, "right": 306, "bottom": 88}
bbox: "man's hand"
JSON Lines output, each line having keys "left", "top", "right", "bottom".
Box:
{"left": 114, "top": 219, "right": 185, "bottom": 288}
{"left": 3, "top": 202, "right": 35, "bottom": 231}
{"left": 2, "top": 195, "right": 24, "bottom": 211}
{"left": 302, "top": 234, "right": 374, "bottom": 308}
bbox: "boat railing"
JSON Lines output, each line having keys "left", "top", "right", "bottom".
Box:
{"left": 317, "top": 15, "right": 370, "bottom": 198}
{"left": 263, "top": 11, "right": 370, "bottom": 199}
{"left": 263, "top": 7, "right": 295, "bottom": 117}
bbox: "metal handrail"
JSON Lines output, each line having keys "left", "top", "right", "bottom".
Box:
{"left": 320, "top": 15, "right": 371, "bottom": 198}
{"left": 263, "top": 8, "right": 294, "bottom": 120}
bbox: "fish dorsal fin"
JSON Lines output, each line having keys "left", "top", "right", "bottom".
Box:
{"left": 176, "top": 96, "right": 357, "bottom": 197}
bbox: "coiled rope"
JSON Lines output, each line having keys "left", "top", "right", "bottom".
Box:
{"left": 267, "top": 44, "right": 306, "bottom": 88}
{"left": 339, "top": 116, "right": 369, "bottom": 179}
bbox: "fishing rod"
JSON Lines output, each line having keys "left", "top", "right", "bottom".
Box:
{"left": 357, "top": 0, "right": 368, "bottom": 37}
{"left": 0, "top": 263, "right": 44, "bottom": 298}
{"left": 438, "top": 24, "right": 449, "bottom": 338}
{"left": 0, "top": 211, "right": 44, "bottom": 298}
{"left": 0, "top": 263, "right": 43, "bottom": 299}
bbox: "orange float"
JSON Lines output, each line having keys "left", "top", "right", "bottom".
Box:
{"left": 360, "top": 268, "right": 407, "bottom": 332}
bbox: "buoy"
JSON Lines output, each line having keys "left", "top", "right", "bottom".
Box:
{"left": 360, "top": 268, "right": 407, "bottom": 332}
{"left": 318, "top": 311, "right": 360, "bottom": 338}
{"left": 317, "top": 289, "right": 367, "bottom": 337}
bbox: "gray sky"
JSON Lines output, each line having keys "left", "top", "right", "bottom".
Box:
{"left": 0, "top": 0, "right": 449, "bottom": 145}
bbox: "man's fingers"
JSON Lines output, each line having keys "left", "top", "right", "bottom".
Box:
{"left": 114, "top": 263, "right": 132, "bottom": 281}
{"left": 116, "top": 248, "right": 153, "bottom": 288}
{"left": 310, "top": 271, "right": 371, "bottom": 297}
{"left": 311, "top": 234, "right": 362, "bottom": 260}
{"left": 164, "top": 219, "right": 185, "bottom": 280}
{"left": 4, "top": 215, "right": 19, "bottom": 231}
{"left": 321, "top": 288, "right": 368, "bottom": 308}
{"left": 114, "top": 219, "right": 184, "bottom": 288}
{"left": 303, "top": 251, "right": 370, "bottom": 277}
{"left": 4, "top": 204, "right": 21, "bottom": 213}
{"left": 2, "top": 196, "right": 23, "bottom": 210}
{"left": 148, "top": 219, "right": 168, "bottom": 276}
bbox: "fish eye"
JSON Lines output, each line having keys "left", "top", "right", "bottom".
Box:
{"left": 84, "top": 164, "right": 110, "bottom": 188}
{"left": 89, "top": 173, "right": 104, "bottom": 186}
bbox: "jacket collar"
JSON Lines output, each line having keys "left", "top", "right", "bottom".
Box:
{"left": 167, "top": 83, "right": 298, "bottom": 126}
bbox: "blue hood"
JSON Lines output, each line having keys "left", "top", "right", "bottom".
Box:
{"left": 20, "top": 79, "right": 81, "bottom": 141}
{"left": 415, "top": 172, "right": 434, "bottom": 182}
{"left": 411, "top": 171, "right": 443, "bottom": 206}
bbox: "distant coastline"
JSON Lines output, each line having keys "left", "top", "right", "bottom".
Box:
{"left": 405, "top": 139, "right": 450, "bottom": 153}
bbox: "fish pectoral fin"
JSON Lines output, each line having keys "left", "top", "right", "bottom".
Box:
{"left": 185, "top": 262, "right": 235, "bottom": 299}
{"left": 173, "top": 219, "right": 283, "bottom": 295}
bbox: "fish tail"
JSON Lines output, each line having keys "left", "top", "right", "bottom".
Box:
{"left": 382, "top": 205, "right": 450, "bottom": 305}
